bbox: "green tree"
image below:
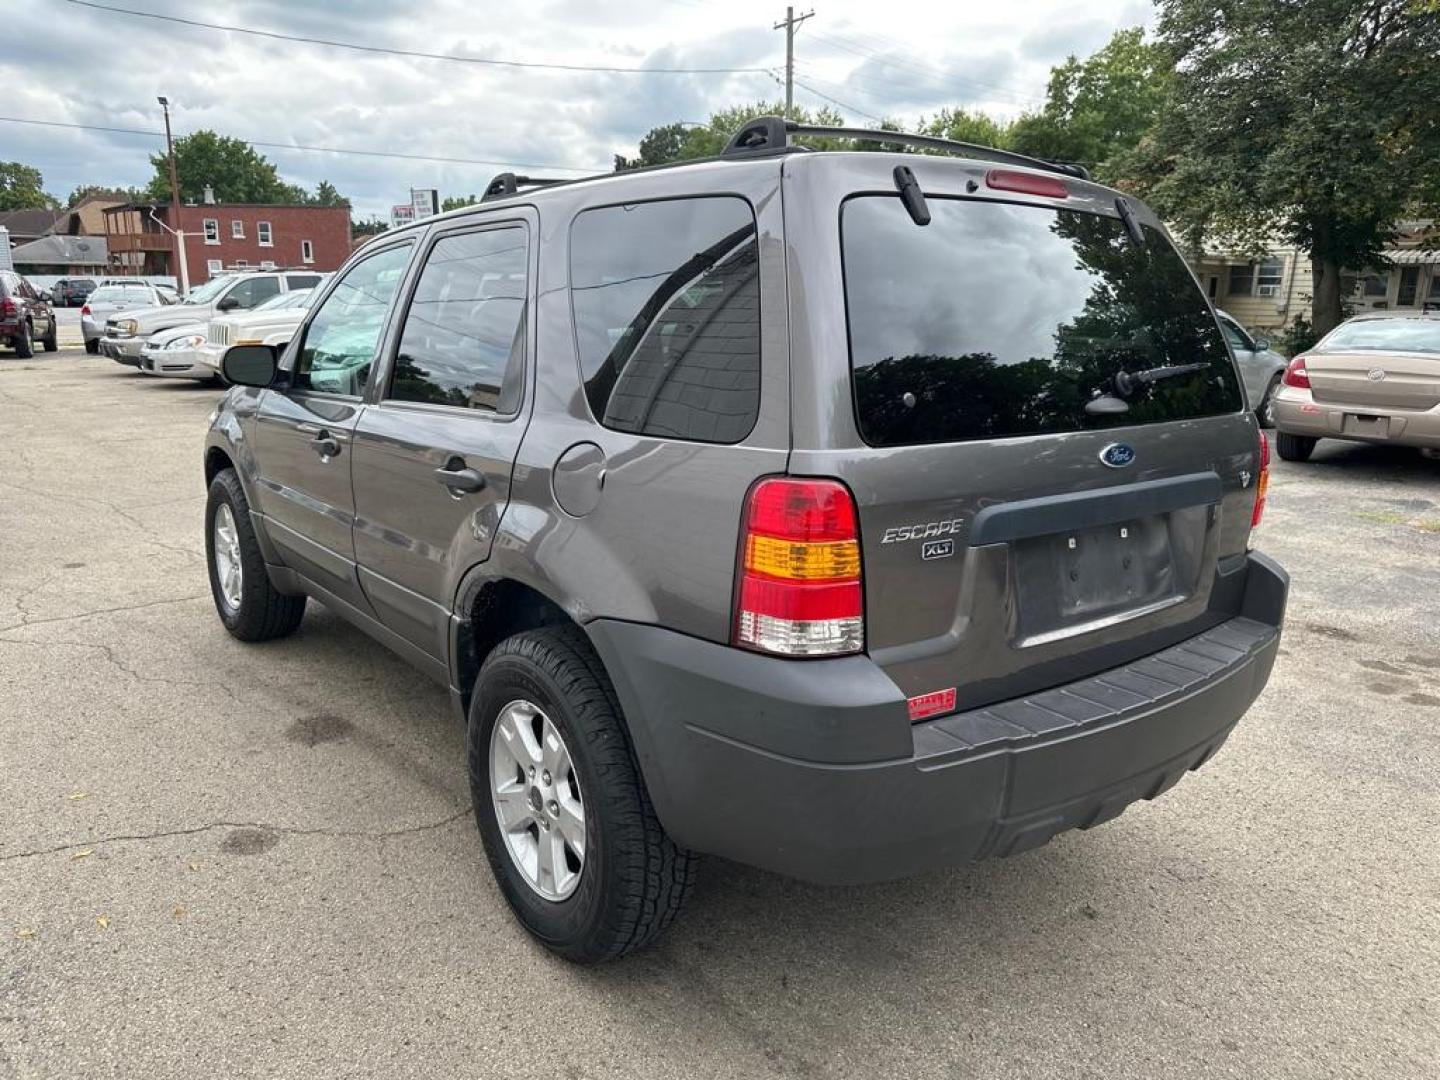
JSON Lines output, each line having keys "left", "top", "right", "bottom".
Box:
{"left": 0, "top": 162, "right": 57, "bottom": 210}
{"left": 65, "top": 184, "right": 145, "bottom": 208}
{"left": 1007, "top": 27, "right": 1169, "bottom": 180}
{"left": 441, "top": 194, "right": 479, "bottom": 212}
{"left": 614, "top": 122, "right": 691, "bottom": 171}
{"left": 310, "top": 180, "right": 350, "bottom": 207}
{"left": 1137, "top": 0, "right": 1440, "bottom": 336}
{"left": 144, "top": 131, "right": 300, "bottom": 204}
{"left": 351, "top": 216, "right": 389, "bottom": 237}
{"left": 917, "top": 109, "right": 1013, "bottom": 151}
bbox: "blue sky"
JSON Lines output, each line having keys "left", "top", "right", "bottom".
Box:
{"left": 1, "top": 0, "right": 1151, "bottom": 219}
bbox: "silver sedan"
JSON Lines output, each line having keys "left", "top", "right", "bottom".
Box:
{"left": 81, "top": 283, "right": 173, "bottom": 354}
{"left": 1217, "top": 309, "right": 1289, "bottom": 427}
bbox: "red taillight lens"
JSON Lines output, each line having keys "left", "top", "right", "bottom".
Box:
{"left": 81, "top": 303, "right": 91, "bottom": 316}
{"left": 1251, "top": 428, "right": 1271, "bottom": 532}
{"left": 735, "top": 477, "right": 863, "bottom": 657}
{"left": 985, "top": 169, "right": 1069, "bottom": 199}
{"left": 1282, "top": 356, "right": 1310, "bottom": 389}
{"left": 0, "top": 297, "right": 16, "bottom": 316}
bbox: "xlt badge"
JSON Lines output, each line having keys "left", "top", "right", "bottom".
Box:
{"left": 921, "top": 539, "right": 955, "bottom": 561}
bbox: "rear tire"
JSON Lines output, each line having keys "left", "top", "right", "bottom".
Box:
{"left": 13, "top": 321, "right": 33, "bottom": 359}
{"left": 1256, "top": 374, "right": 1281, "bottom": 429}
{"left": 205, "top": 467, "right": 306, "bottom": 641}
{"left": 468, "top": 625, "right": 696, "bottom": 963}
{"left": 1275, "top": 431, "right": 1317, "bottom": 462}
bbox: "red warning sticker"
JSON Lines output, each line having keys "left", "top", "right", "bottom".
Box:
{"left": 907, "top": 687, "right": 957, "bottom": 722}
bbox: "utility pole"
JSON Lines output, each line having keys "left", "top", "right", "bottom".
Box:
{"left": 157, "top": 96, "right": 189, "bottom": 296}
{"left": 773, "top": 6, "right": 814, "bottom": 119}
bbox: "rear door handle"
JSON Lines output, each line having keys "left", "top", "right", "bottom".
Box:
{"left": 434, "top": 464, "right": 487, "bottom": 493}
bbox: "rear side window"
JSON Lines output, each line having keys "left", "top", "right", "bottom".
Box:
{"left": 390, "top": 227, "right": 528, "bottom": 413}
{"left": 225, "top": 276, "right": 281, "bottom": 309}
{"left": 842, "top": 197, "right": 1242, "bottom": 446}
{"left": 286, "top": 274, "right": 322, "bottom": 290}
{"left": 570, "top": 196, "right": 761, "bottom": 444}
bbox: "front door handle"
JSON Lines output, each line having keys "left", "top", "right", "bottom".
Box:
{"left": 434, "top": 464, "right": 487, "bottom": 494}
{"left": 307, "top": 431, "right": 341, "bottom": 458}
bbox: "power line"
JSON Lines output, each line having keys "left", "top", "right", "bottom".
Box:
{"left": 60, "top": 0, "right": 773, "bottom": 75}
{"left": 789, "top": 78, "right": 884, "bottom": 124}
{"left": 0, "top": 115, "right": 606, "bottom": 173}
{"left": 804, "top": 30, "right": 1045, "bottom": 107}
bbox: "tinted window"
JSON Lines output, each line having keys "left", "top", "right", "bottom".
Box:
{"left": 842, "top": 197, "right": 1242, "bottom": 446}
{"left": 570, "top": 197, "right": 760, "bottom": 444}
{"left": 225, "top": 277, "right": 280, "bottom": 309}
{"left": 295, "top": 244, "right": 413, "bottom": 395}
{"left": 1318, "top": 318, "right": 1440, "bottom": 354}
{"left": 391, "top": 227, "right": 527, "bottom": 413}
{"left": 1219, "top": 318, "right": 1251, "bottom": 353}
{"left": 286, "top": 274, "right": 322, "bottom": 290}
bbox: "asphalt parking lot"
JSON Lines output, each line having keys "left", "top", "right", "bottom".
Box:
{"left": 3, "top": 348, "right": 1438, "bottom": 1079}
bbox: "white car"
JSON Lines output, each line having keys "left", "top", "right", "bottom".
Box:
{"left": 195, "top": 285, "right": 324, "bottom": 377}
{"left": 138, "top": 323, "right": 212, "bottom": 380}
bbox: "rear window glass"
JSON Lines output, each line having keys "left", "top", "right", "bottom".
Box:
{"left": 570, "top": 196, "right": 761, "bottom": 444}
{"left": 1318, "top": 318, "right": 1440, "bottom": 354}
{"left": 842, "top": 197, "right": 1242, "bottom": 446}
{"left": 89, "top": 286, "right": 152, "bottom": 302}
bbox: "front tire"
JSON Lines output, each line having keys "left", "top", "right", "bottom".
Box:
{"left": 1256, "top": 374, "right": 1281, "bottom": 429}
{"left": 205, "top": 468, "right": 306, "bottom": 641}
{"left": 469, "top": 625, "right": 696, "bottom": 963}
{"left": 1275, "top": 431, "right": 1317, "bottom": 462}
{"left": 42, "top": 320, "right": 57, "bottom": 352}
{"left": 84, "top": 337, "right": 99, "bottom": 355}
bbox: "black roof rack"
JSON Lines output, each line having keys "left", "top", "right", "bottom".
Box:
{"left": 721, "top": 116, "right": 1090, "bottom": 180}
{"left": 481, "top": 172, "right": 568, "bottom": 202}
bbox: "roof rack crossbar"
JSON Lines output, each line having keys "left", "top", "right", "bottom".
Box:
{"left": 481, "top": 172, "right": 568, "bottom": 202}
{"left": 721, "top": 116, "right": 1089, "bottom": 180}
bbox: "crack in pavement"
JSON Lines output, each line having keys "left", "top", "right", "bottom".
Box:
{"left": 0, "top": 810, "right": 472, "bottom": 863}
{"left": 0, "top": 635, "right": 243, "bottom": 704}
{"left": 0, "top": 593, "right": 208, "bottom": 634}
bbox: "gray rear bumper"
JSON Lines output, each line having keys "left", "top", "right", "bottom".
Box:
{"left": 588, "top": 551, "right": 1288, "bottom": 885}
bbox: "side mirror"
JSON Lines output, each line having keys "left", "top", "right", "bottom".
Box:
{"left": 221, "top": 344, "right": 279, "bottom": 388}
{"left": 40, "top": 290, "right": 53, "bottom": 302}
{"left": 217, "top": 296, "right": 241, "bottom": 311}
{"left": 1253, "top": 336, "right": 1271, "bottom": 352}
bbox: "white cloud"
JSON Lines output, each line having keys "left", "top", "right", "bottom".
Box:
{"left": 0, "top": 0, "right": 1153, "bottom": 218}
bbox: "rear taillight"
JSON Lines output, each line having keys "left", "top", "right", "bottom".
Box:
{"left": 0, "top": 297, "right": 16, "bottom": 316}
{"left": 81, "top": 304, "right": 91, "bottom": 316}
{"left": 1282, "top": 356, "right": 1310, "bottom": 389}
{"left": 734, "top": 477, "right": 864, "bottom": 657}
{"left": 1251, "top": 428, "right": 1271, "bottom": 533}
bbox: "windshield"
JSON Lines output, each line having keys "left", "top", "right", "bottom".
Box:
{"left": 841, "top": 196, "right": 1242, "bottom": 446}
{"left": 183, "top": 276, "right": 235, "bottom": 305}
{"left": 1318, "top": 318, "right": 1440, "bottom": 354}
{"left": 89, "top": 286, "right": 153, "bottom": 302}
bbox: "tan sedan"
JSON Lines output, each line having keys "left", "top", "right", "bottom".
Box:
{"left": 1272, "top": 312, "right": 1440, "bottom": 461}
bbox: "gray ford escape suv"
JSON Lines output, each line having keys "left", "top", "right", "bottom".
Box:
{"left": 204, "top": 118, "right": 1288, "bottom": 962}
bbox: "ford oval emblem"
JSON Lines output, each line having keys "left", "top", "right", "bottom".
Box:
{"left": 1100, "top": 442, "right": 1136, "bottom": 468}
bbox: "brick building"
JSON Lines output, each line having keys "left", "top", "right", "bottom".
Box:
{"left": 103, "top": 202, "right": 350, "bottom": 284}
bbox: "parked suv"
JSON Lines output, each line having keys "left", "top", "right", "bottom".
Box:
{"left": 101, "top": 269, "right": 323, "bottom": 366}
{"left": 204, "top": 119, "right": 1288, "bottom": 962}
{"left": 52, "top": 277, "right": 97, "bottom": 307}
{"left": 0, "top": 271, "right": 58, "bottom": 357}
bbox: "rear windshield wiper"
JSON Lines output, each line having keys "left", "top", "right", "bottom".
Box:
{"left": 1085, "top": 361, "right": 1208, "bottom": 415}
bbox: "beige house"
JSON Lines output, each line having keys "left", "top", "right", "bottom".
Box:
{"left": 1185, "top": 220, "right": 1439, "bottom": 336}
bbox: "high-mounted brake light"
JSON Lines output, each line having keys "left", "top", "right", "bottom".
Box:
{"left": 1282, "top": 356, "right": 1311, "bottom": 389}
{"left": 985, "top": 169, "right": 1069, "bottom": 199}
{"left": 734, "top": 477, "right": 864, "bottom": 657}
{"left": 1251, "top": 428, "right": 1271, "bottom": 535}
